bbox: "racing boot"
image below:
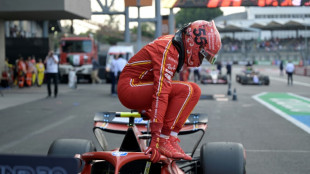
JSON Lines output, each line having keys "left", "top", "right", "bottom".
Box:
{"left": 158, "top": 137, "right": 184, "bottom": 159}
{"left": 169, "top": 136, "right": 192, "bottom": 160}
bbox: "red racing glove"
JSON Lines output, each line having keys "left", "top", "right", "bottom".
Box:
{"left": 145, "top": 132, "right": 161, "bottom": 163}
{"left": 144, "top": 122, "right": 163, "bottom": 163}
{"left": 139, "top": 109, "right": 152, "bottom": 119}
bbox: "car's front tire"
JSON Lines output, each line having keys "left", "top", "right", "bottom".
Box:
{"left": 47, "top": 138, "right": 96, "bottom": 157}
{"left": 264, "top": 76, "right": 270, "bottom": 85}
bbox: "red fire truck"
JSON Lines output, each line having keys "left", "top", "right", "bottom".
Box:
{"left": 59, "top": 36, "right": 98, "bottom": 83}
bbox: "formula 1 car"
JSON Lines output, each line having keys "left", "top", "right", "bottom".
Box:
{"left": 201, "top": 69, "right": 228, "bottom": 84}
{"left": 236, "top": 66, "right": 270, "bottom": 85}
{"left": 47, "top": 112, "right": 246, "bottom": 174}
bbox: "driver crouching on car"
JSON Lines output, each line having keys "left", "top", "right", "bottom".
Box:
{"left": 117, "top": 20, "right": 222, "bottom": 163}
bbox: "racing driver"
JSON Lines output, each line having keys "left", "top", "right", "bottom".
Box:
{"left": 117, "top": 20, "right": 222, "bottom": 162}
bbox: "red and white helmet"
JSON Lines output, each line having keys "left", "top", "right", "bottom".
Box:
{"left": 183, "top": 20, "right": 221, "bottom": 67}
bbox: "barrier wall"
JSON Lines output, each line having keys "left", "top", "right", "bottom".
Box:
{"left": 295, "top": 66, "right": 310, "bottom": 76}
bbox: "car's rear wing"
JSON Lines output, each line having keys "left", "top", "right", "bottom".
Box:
{"left": 93, "top": 112, "right": 208, "bottom": 135}
{"left": 93, "top": 112, "right": 208, "bottom": 156}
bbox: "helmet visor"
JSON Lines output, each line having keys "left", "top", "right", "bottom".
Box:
{"left": 200, "top": 48, "right": 217, "bottom": 64}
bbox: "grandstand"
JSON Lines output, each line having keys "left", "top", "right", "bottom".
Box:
{"left": 214, "top": 7, "right": 310, "bottom": 65}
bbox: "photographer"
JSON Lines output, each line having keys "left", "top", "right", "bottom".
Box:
{"left": 44, "top": 50, "right": 59, "bottom": 98}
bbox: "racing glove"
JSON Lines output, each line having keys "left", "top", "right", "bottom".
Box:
{"left": 144, "top": 122, "right": 163, "bottom": 163}
{"left": 139, "top": 109, "right": 152, "bottom": 119}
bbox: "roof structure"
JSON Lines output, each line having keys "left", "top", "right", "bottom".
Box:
{"left": 0, "top": 0, "right": 91, "bottom": 20}
{"left": 217, "top": 24, "right": 251, "bottom": 33}
{"left": 214, "top": 7, "right": 310, "bottom": 36}
{"left": 248, "top": 20, "right": 308, "bottom": 30}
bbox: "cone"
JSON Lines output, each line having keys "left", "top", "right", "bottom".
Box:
{"left": 227, "top": 83, "right": 232, "bottom": 96}
{"left": 232, "top": 88, "right": 237, "bottom": 101}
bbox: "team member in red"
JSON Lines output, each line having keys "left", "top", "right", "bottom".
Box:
{"left": 118, "top": 20, "right": 222, "bottom": 162}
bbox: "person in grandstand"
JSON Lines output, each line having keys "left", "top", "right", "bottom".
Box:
{"left": 117, "top": 20, "right": 222, "bottom": 163}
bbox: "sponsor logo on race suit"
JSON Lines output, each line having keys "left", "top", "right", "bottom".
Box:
{"left": 166, "top": 64, "right": 176, "bottom": 71}
{"left": 168, "top": 57, "right": 178, "bottom": 64}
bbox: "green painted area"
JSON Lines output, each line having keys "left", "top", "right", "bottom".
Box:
{"left": 258, "top": 93, "right": 310, "bottom": 116}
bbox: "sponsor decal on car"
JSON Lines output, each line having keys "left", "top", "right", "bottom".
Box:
{"left": 0, "top": 154, "right": 78, "bottom": 174}
{"left": 112, "top": 117, "right": 148, "bottom": 124}
{"left": 112, "top": 152, "right": 128, "bottom": 156}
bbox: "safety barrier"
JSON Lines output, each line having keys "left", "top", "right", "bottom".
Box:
{"left": 295, "top": 66, "right": 310, "bottom": 77}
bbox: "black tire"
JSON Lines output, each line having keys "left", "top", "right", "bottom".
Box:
{"left": 220, "top": 75, "right": 228, "bottom": 84}
{"left": 201, "top": 76, "right": 206, "bottom": 84}
{"left": 264, "top": 76, "right": 270, "bottom": 85}
{"left": 222, "top": 75, "right": 227, "bottom": 82}
{"left": 236, "top": 75, "right": 240, "bottom": 83}
{"left": 200, "top": 142, "right": 246, "bottom": 174}
{"left": 87, "top": 75, "right": 92, "bottom": 84}
{"left": 47, "top": 138, "right": 96, "bottom": 157}
{"left": 241, "top": 76, "right": 247, "bottom": 85}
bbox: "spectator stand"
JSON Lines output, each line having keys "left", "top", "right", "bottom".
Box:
{"left": 215, "top": 17, "right": 310, "bottom": 66}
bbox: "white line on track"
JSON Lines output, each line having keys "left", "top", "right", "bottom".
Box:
{"left": 269, "top": 76, "right": 310, "bottom": 87}
{"left": 0, "top": 115, "right": 76, "bottom": 152}
{"left": 246, "top": 149, "right": 310, "bottom": 153}
{"left": 288, "top": 93, "right": 310, "bottom": 102}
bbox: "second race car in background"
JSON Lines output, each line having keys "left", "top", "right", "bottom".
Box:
{"left": 201, "top": 69, "right": 228, "bottom": 84}
{"left": 236, "top": 66, "right": 270, "bottom": 85}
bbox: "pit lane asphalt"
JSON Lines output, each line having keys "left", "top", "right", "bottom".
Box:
{"left": 0, "top": 65, "right": 309, "bottom": 174}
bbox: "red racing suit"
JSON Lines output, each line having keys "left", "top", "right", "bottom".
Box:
{"left": 118, "top": 35, "right": 201, "bottom": 135}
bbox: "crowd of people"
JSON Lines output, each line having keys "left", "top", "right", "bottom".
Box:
{"left": 221, "top": 36, "right": 310, "bottom": 52}
{"left": 9, "top": 24, "right": 29, "bottom": 38}
{"left": 1, "top": 55, "right": 45, "bottom": 88}
{"left": 1, "top": 50, "right": 131, "bottom": 98}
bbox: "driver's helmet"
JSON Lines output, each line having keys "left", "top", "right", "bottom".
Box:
{"left": 184, "top": 20, "right": 221, "bottom": 67}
